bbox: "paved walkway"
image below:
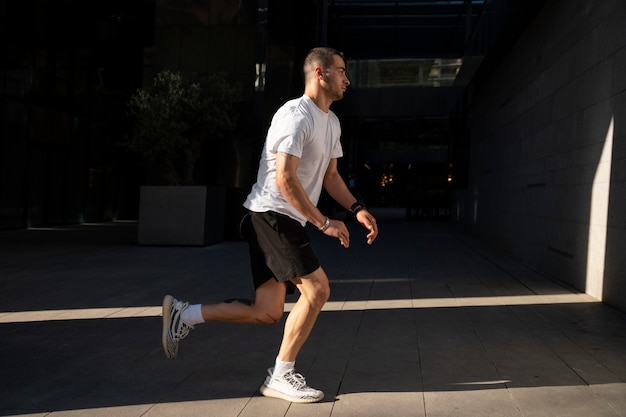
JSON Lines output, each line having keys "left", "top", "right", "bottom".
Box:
{"left": 1, "top": 208, "right": 625, "bottom": 417}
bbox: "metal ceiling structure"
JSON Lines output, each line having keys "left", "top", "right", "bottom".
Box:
{"left": 325, "top": 0, "right": 550, "bottom": 68}
{"left": 328, "top": 0, "right": 488, "bottom": 60}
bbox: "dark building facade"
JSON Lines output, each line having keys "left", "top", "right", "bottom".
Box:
{"left": 1, "top": 0, "right": 477, "bottom": 230}
{"left": 0, "top": 0, "right": 329, "bottom": 229}
{"left": 1, "top": 0, "right": 154, "bottom": 228}
{"left": 3, "top": 1, "right": 625, "bottom": 312}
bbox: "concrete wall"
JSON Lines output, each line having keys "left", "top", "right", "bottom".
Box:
{"left": 454, "top": 0, "right": 626, "bottom": 311}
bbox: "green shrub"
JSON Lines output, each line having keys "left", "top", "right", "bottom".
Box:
{"left": 126, "top": 70, "right": 239, "bottom": 185}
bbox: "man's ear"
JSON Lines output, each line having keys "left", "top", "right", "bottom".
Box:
{"left": 315, "top": 66, "right": 325, "bottom": 80}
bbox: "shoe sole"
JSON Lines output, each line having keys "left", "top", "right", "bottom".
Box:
{"left": 161, "top": 295, "right": 174, "bottom": 359}
{"left": 259, "top": 384, "right": 324, "bottom": 404}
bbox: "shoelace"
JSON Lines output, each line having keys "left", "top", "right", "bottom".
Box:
{"left": 170, "top": 302, "right": 194, "bottom": 341}
{"left": 173, "top": 321, "right": 192, "bottom": 339}
{"left": 284, "top": 371, "right": 309, "bottom": 389}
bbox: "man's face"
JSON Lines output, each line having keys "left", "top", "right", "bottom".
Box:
{"left": 321, "top": 55, "right": 350, "bottom": 101}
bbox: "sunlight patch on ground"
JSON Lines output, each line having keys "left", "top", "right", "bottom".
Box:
{"left": 0, "top": 306, "right": 161, "bottom": 323}
{"left": 0, "top": 293, "right": 597, "bottom": 324}
{"left": 5, "top": 383, "right": 625, "bottom": 417}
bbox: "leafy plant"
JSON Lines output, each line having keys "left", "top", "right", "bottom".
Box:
{"left": 125, "top": 70, "right": 240, "bottom": 185}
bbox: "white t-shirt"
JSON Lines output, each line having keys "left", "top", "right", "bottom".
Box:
{"left": 243, "top": 94, "right": 344, "bottom": 226}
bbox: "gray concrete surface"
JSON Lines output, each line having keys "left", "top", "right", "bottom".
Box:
{"left": 1, "top": 208, "right": 625, "bottom": 417}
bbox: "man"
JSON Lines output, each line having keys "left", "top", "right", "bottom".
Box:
{"left": 162, "top": 47, "right": 378, "bottom": 404}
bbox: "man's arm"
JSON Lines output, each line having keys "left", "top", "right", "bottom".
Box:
{"left": 275, "top": 152, "right": 351, "bottom": 247}
{"left": 322, "top": 158, "right": 358, "bottom": 210}
{"left": 323, "top": 159, "right": 378, "bottom": 245}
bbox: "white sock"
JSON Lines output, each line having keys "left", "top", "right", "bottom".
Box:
{"left": 273, "top": 358, "right": 295, "bottom": 377}
{"left": 181, "top": 304, "right": 204, "bottom": 326}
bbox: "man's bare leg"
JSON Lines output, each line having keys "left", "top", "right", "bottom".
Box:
{"left": 277, "top": 266, "right": 330, "bottom": 362}
{"left": 258, "top": 267, "right": 330, "bottom": 403}
{"left": 162, "top": 278, "right": 287, "bottom": 359}
{"left": 201, "top": 278, "right": 288, "bottom": 325}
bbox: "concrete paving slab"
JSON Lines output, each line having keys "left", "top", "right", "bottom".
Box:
{"left": 1, "top": 211, "right": 625, "bottom": 417}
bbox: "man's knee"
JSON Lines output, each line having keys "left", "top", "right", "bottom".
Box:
{"left": 306, "top": 282, "right": 330, "bottom": 310}
{"left": 317, "top": 284, "right": 331, "bottom": 305}
{"left": 224, "top": 298, "right": 283, "bottom": 325}
{"left": 295, "top": 271, "right": 331, "bottom": 309}
{"left": 256, "top": 308, "right": 284, "bottom": 325}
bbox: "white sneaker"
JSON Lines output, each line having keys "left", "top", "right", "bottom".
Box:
{"left": 162, "top": 295, "right": 194, "bottom": 359}
{"left": 260, "top": 367, "right": 324, "bottom": 403}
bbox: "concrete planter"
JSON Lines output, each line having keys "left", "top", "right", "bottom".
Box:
{"left": 137, "top": 185, "right": 226, "bottom": 246}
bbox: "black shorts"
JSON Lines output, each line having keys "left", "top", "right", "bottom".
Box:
{"left": 239, "top": 210, "right": 320, "bottom": 294}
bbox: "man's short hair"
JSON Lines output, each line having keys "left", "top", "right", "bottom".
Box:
{"left": 303, "top": 47, "right": 344, "bottom": 78}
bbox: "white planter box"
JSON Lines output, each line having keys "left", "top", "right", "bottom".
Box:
{"left": 138, "top": 185, "right": 226, "bottom": 246}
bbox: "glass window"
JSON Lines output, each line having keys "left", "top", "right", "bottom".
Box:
{"left": 347, "top": 58, "right": 462, "bottom": 88}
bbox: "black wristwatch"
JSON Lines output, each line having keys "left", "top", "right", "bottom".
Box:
{"left": 350, "top": 200, "right": 366, "bottom": 216}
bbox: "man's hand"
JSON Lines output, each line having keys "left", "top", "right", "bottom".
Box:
{"left": 355, "top": 209, "right": 378, "bottom": 245}
{"left": 323, "top": 219, "right": 351, "bottom": 248}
